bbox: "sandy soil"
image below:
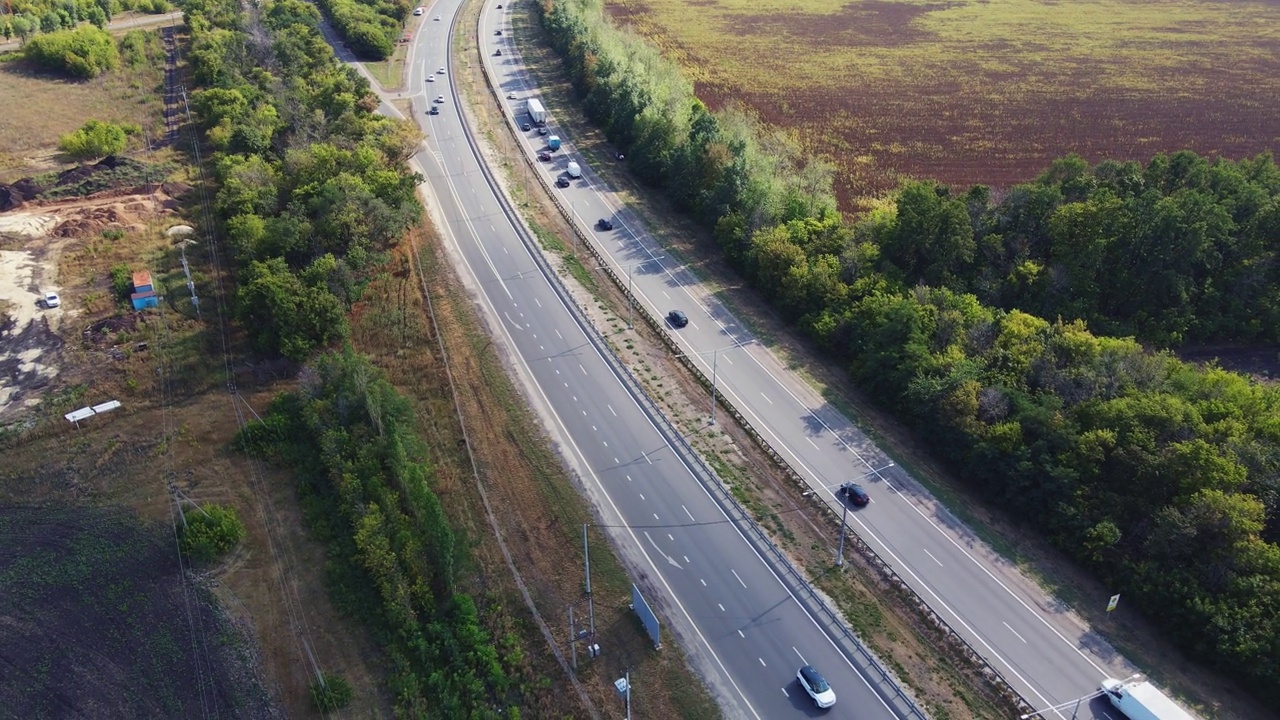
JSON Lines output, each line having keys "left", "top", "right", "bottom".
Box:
{"left": 0, "top": 189, "right": 181, "bottom": 421}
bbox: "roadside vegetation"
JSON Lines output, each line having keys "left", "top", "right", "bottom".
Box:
{"left": 315, "top": 0, "right": 404, "bottom": 60}
{"left": 538, "top": 0, "right": 1280, "bottom": 709}
{"left": 1, "top": 0, "right": 172, "bottom": 45}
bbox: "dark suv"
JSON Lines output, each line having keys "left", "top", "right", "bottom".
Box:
{"left": 667, "top": 310, "right": 689, "bottom": 328}
{"left": 597, "top": 218, "right": 614, "bottom": 231}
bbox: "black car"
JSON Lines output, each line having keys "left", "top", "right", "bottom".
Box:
{"left": 495, "top": 49, "right": 502, "bottom": 56}
{"left": 667, "top": 310, "right": 688, "bottom": 328}
{"left": 597, "top": 218, "right": 614, "bottom": 231}
{"left": 495, "top": 29, "right": 503, "bottom": 35}
{"left": 838, "top": 482, "right": 870, "bottom": 506}
{"left": 556, "top": 176, "right": 571, "bottom": 188}
{"left": 538, "top": 151, "right": 551, "bottom": 161}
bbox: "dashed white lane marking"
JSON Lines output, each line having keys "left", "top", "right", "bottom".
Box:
{"left": 555, "top": 329, "right": 562, "bottom": 339}
{"left": 758, "top": 657, "right": 766, "bottom": 667}
{"left": 683, "top": 505, "right": 695, "bottom": 522}
{"left": 723, "top": 354, "right": 734, "bottom": 365}
{"left": 738, "top": 629, "right": 744, "bottom": 638}
{"left": 534, "top": 297, "right": 541, "bottom": 307}
{"left": 579, "top": 364, "right": 588, "bottom": 375}
{"left": 653, "top": 513, "right": 660, "bottom": 521}
{"left": 668, "top": 533, "right": 674, "bottom": 542}
{"left": 718, "top": 603, "right": 725, "bottom": 612}
{"left": 806, "top": 437, "right": 820, "bottom": 450}
{"left": 626, "top": 475, "right": 633, "bottom": 482}
{"left": 608, "top": 404, "right": 617, "bottom": 416}
{"left": 923, "top": 548, "right": 944, "bottom": 567}
{"left": 662, "top": 290, "right": 670, "bottom": 299}
{"left": 731, "top": 569, "right": 747, "bottom": 589}
{"left": 644, "top": 452, "right": 653, "bottom": 464}
{"left": 781, "top": 688, "right": 789, "bottom": 698}
{"left": 761, "top": 392, "right": 773, "bottom": 404}
{"left": 1004, "top": 622, "right": 1028, "bottom": 644}
{"left": 638, "top": 493, "right": 645, "bottom": 501}
{"left": 573, "top": 395, "right": 578, "bottom": 402}
{"left": 700, "top": 578, "right": 707, "bottom": 586}
{"left": 792, "top": 647, "right": 807, "bottom": 663}
{"left": 683, "top": 555, "right": 689, "bottom": 563}
{"left": 603, "top": 440, "right": 609, "bottom": 447}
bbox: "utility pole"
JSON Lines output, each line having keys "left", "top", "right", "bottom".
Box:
{"left": 835, "top": 497, "right": 849, "bottom": 567}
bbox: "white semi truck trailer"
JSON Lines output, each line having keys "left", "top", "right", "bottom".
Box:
{"left": 1099, "top": 677, "right": 1195, "bottom": 720}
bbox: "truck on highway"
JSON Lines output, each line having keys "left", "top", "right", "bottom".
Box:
{"left": 1099, "top": 677, "right": 1195, "bottom": 720}
{"left": 566, "top": 161, "right": 581, "bottom": 179}
{"left": 526, "top": 98, "right": 546, "bottom": 125}
{"left": 547, "top": 135, "right": 561, "bottom": 151}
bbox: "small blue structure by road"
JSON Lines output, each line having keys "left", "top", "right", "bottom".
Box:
{"left": 130, "top": 270, "right": 159, "bottom": 310}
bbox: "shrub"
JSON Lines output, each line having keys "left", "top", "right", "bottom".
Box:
{"left": 179, "top": 504, "right": 246, "bottom": 563}
{"left": 24, "top": 25, "right": 119, "bottom": 78}
{"left": 58, "top": 120, "right": 129, "bottom": 160}
{"left": 111, "top": 263, "right": 133, "bottom": 300}
{"left": 310, "top": 673, "right": 353, "bottom": 711}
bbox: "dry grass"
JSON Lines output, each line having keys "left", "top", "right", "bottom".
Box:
{"left": 0, "top": 56, "right": 166, "bottom": 181}
{"left": 607, "top": 0, "right": 1280, "bottom": 211}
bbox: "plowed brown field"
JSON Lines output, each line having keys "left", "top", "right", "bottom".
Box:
{"left": 606, "top": 0, "right": 1280, "bottom": 212}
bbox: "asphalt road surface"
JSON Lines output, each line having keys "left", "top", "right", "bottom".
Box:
{"left": 339, "top": 2, "right": 928, "bottom": 718}
{"left": 472, "top": 3, "right": 1145, "bottom": 720}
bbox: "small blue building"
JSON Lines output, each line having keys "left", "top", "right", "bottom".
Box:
{"left": 131, "top": 270, "right": 159, "bottom": 310}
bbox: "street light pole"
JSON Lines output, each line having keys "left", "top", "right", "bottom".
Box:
{"left": 835, "top": 497, "right": 849, "bottom": 567}
{"left": 710, "top": 348, "right": 719, "bottom": 424}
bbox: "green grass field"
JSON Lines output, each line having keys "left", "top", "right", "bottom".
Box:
{"left": 607, "top": 0, "right": 1280, "bottom": 209}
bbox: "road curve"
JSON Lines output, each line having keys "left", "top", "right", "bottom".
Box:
{"left": 475, "top": 4, "right": 1144, "bottom": 720}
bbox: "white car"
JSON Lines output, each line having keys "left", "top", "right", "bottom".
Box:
{"left": 427, "top": 75, "right": 434, "bottom": 82}
{"left": 44, "top": 291, "right": 61, "bottom": 308}
{"left": 412, "top": 7, "right": 423, "bottom": 15}
{"left": 796, "top": 665, "right": 836, "bottom": 709}
{"left": 437, "top": 67, "right": 446, "bottom": 74}
{"left": 434, "top": 15, "right": 440, "bottom": 21}
{"left": 435, "top": 95, "right": 445, "bottom": 104}
{"left": 507, "top": 91, "right": 517, "bottom": 99}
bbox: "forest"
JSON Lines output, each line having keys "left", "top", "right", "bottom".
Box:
{"left": 0, "top": 0, "right": 171, "bottom": 43}
{"left": 538, "top": 0, "right": 1280, "bottom": 705}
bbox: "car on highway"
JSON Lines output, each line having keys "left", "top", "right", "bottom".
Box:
{"left": 796, "top": 665, "right": 836, "bottom": 709}
{"left": 434, "top": 15, "right": 440, "bottom": 20}
{"left": 497, "top": 3, "right": 503, "bottom": 6}
{"left": 597, "top": 218, "right": 614, "bottom": 231}
{"left": 435, "top": 95, "right": 445, "bottom": 103}
{"left": 556, "top": 176, "right": 571, "bottom": 188}
{"left": 507, "top": 91, "right": 518, "bottom": 99}
{"left": 537, "top": 151, "right": 551, "bottom": 161}
{"left": 437, "top": 67, "right": 445, "bottom": 74}
{"left": 521, "top": 122, "right": 531, "bottom": 131}
{"left": 429, "top": 105, "right": 439, "bottom": 115}
{"left": 667, "top": 310, "right": 688, "bottom": 328}
{"left": 495, "top": 49, "right": 502, "bottom": 56}
{"left": 426, "top": 75, "right": 434, "bottom": 82}
{"left": 43, "top": 291, "right": 61, "bottom": 308}
{"left": 838, "top": 482, "right": 870, "bottom": 506}
{"left": 538, "top": 127, "right": 549, "bottom": 136}
{"left": 413, "top": 6, "right": 423, "bottom": 15}
{"left": 495, "top": 29, "right": 502, "bottom": 35}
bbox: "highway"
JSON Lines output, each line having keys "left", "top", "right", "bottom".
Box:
{"left": 362, "top": 1, "right": 927, "bottom": 718}
{"left": 472, "top": 3, "right": 1141, "bottom": 720}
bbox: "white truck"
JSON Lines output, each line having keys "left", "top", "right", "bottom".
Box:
{"left": 566, "top": 161, "right": 582, "bottom": 179}
{"left": 526, "top": 98, "right": 547, "bottom": 125}
{"left": 1100, "top": 677, "right": 1195, "bottom": 720}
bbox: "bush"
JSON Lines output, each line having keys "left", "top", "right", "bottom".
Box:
{"left": 310, "top": 673, "right": 353, "bottom": 711}
{"left": 24, "top": 25, "right": 119, "bottom": 78}
{"left": 179, "top": 504, "right": 246, "bottom": 563}
{"left": 111, "top": 263, "right": 133, "bottom": 300}
{"left": 58, "top": 120, "right": 129, "bottom": 160}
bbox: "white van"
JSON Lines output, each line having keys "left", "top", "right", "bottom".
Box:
{"left": 566, "top": 161, "right": 581, "bottom": 178}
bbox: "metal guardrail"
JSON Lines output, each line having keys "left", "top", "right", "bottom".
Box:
{"left": 469, "top": 11, "right": 1035, "bottom": 720}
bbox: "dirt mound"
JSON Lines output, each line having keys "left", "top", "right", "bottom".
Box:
{"left": 0, "top": 156, "right": 155, "bottom": 210}
{"left": 83, "top": 314, "right": 143, "bottom": 345}
{"left": 52, "top": 204, "right": 128, "bottom": 238}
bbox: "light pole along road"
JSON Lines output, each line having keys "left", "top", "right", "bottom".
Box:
{"left": 476, "top": 3, "right": 1144, "bottom": 719}
{"left": 347, "top": 1, "right": 929, "bottom": 718}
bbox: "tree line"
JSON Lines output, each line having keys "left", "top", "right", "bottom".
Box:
{"left": 186, "top": 0, "right": 521, "bottom": 713}
{"left": 538, "top": 0, "right": 1280, "bottom": 705}
{"left": 314, "top": 0, "right": 403, "bottom": 60}
{"left": 235, "top": 350, "right": 520, "bottom": 717}
{"left": 1, "top": 0, "right": 170, "bottom": 45}
{"left": 186, "top": 0, "right": 421, "bottom": 360}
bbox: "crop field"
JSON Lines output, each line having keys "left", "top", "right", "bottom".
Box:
{"left": 606, "top": 0, "right": 1280, "bottom": 210}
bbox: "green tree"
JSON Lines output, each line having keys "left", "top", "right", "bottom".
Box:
{"left": 58, "top": 119, "right": 129, "bottom": 160}
{"left": 310, "top": 672, "right": 353, "bottom": 711}
{"left": 24, "top": 25, "right": 120, "bottom": 78}
{"left": 180, "top": 504, "right": 247, "bottom": 562}
{"left": 236, "top": 257, "right": 348, "bottom": 360}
